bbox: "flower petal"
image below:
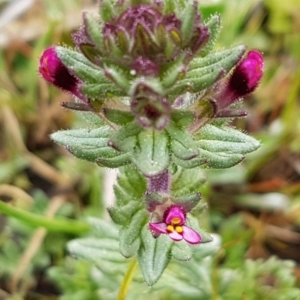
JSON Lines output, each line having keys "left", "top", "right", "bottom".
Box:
{"left": 165, "top": 205, "right": 185, "bottom": 225}
{"left": 182, "top": 225, "right": 202, "bottom": 244}
{"left": 39, "top": 47, "right": 79, "bottom": 93}
{"left": 149, "top": 222, "right": 168, "bottom": 234}
{"left": 168, "top": 230, "right": 183, "bottom": 241}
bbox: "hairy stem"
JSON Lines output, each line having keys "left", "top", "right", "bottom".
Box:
{"left": 148, "top": 169, "right": 170, "bottom": 194}
{"left": 118, "top": 258, "right": 138, "bottom": 300}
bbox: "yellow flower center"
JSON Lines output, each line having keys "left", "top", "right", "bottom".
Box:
{"left": 171, "top": 217, "right": 181, "bottom": 225}
{"left": 167, "top": 217, "right": 184, "bottom": 234}
{"left": 167, "top": 225, "right": 174, "bottom": 232}
{"left": 175, "top": 226, "right": 183, "bottom": 233}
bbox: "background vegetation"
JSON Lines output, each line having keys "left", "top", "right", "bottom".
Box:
{"left": 0, "top": 0, "right": 300, "bottom": 299}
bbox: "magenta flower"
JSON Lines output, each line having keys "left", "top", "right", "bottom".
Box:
{"left": 39, "top": 47, "right": 81, "bottom": 98}
{"left": 149, "top": 206, "right": 201, "bottom": 244}
{"left": 217, "top": 50, "right": 264, "bottom": 110}
{"left": 229, "top": 50, "right": 264, "bottom": 97}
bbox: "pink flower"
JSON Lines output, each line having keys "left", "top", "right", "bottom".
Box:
{"left": 229, "top": 50, "right": 264, "bottom": 97}
{"left": 39, "top": 47, "right": 81, "bottom": 97}
{"left": 149, "top": 206, "right": 201, "bottom": 244}
{"left": 217, "top": 50, "right": 264, "bottom": 110}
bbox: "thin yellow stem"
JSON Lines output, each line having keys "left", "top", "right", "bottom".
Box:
{"left": 118, "top": 258, "right": 138, "bottom": 300}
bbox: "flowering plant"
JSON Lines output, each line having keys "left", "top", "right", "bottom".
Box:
{"left": 39, "top": 0, "right": 263, "bottom": 292}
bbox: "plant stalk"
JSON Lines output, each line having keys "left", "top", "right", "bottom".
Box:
{"left": 118, "top": 258, "right": 138, "bottom": 300}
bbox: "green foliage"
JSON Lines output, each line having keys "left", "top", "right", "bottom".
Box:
{"left": 48, "top": 259, "right": 100, "bottom": 300}
{"left": 201, "top": 14, "right": 221, "bottom": 56}
{"left": 225, "top": 257, "right": 300, "bottom": 300}
{"left": 195, "top": 124, "right": 261, "bottom": 168}
{"left": 168, "top": 46, "right": 246, "bottom": 95}
{"left": 137, "top": 226, "right": 173, "bottom": 286}
{"left": 51, "top": 126, "right": 117, "bottom": 162}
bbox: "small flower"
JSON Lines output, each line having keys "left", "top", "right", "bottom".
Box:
{"left": 39, "top": 47, "right": 82, "bottom": 98}
{"left": 216, "top": 50, "right": 264, "bottom": 110}
{"left": 149, "top": 205, "right": 201, "bottom": 244}
{"left": 229, "top": 50, "right": 264, "bottom": 97}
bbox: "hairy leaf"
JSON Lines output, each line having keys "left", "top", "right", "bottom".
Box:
{"left": 169, "top": 46, "right": 246, "bottom": 95}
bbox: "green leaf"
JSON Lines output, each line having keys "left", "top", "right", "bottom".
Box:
{"left": 166, "top": 122, "right": 199, "bottom": 160}
{"left": 171, "top": 167, "right": 206, "bottom": 197}
{"left": 84, "top": 13, "right": 103, "bottom": 48}
{"left": 180, "top": 0, "right": 197, "bottom": 45}
{"left": 171, "top": 241, "right": 192, "bottom": 261}
{"left": 169, "top": 46, "right": 246, "bottom": 95}
{"left": 108, "top": 166, "right": 147, "bottom": 254}
{"left": 173, "top": 193, "right": 202, "bottom": 212}
{"left": 119, "top": 209, "right": 148, "bottom": 258}
{"left": 196, "top": 124, "right": 261, "bottom": 154}
{"left": 51, "top": 127, "right": 119, "bottom": 162}
{"left": 200, "top": 149, "right": 244, "bottom": 169}
{"left": 78, "top": 110, "right": 105, "bottom": 127}
{"left": 96, "top": 153, "right": 131, "bottom": 168}
{"left": 109, "top": 122, "right": 141, "bottom": 153}
{"left": 132, "top": 129, "right": 170, "bottom": 176}
{"left": 194, "top": 124, "right": 260, "bottom": 169}
{"left": 112, "top": 166, "right": 146, "bottom": 207}
{"left": 201, "top": 14, "right": 221, "bottom": 56}
{"left": 103, "top": 108, "right": 134, "bottom": 125}
{"left": 151, "top": 234, "right": 223, "bottom": 299}
{"left": 188, "top": 45, "right": 245, "bottom": 70}
{"left": 171, "top": 109, "right": 195, "bottom": 127}
{"left": 172, "top": 155, "right": 207, "bottom": 169}
{"left": 68, "top": 237, "right": 124, "bottom": 263}
{"left": 81, "top": 82, "right": 124, "bottom": 99}
{"left": 99, "top": 0, "right": 114, "bottom": 22}
{"left": 86, "top": 217, "right": 119, "bottom": 239}
{"left": 122, "top": 166, "right": 147, "bottom": 198}
{"left": 161, "top": 55, "right": 185, "bottom": 89}
{"left": 137, "top": 225, "right": 173, "bottom": 286}
{"left": 104, "top": 65, "right": 130, "bottom": 91}
{"left": 128, "top": 77, "right": 164, "bottom": 97}
{"left": 108, "top": 201, "right": 142, "bottom": 225}
{"left": 56, "top": 47, "right": 106, "bottom": 84}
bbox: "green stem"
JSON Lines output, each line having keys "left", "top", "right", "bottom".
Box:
{"left": 0, "top": 200, "right": 90, "bottom": 235}
{"left": 118, "top": 258, "right": 138, "bottom": 300}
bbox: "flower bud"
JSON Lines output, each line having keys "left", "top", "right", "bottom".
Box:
{"left": 216, "top": 50, "right": 263, "bottom": 110}
{"left": 39, "top": 47, "right": 80, "bottom": 95}
{"left": 229, "top": 50, "right": 263, "bottom": 97}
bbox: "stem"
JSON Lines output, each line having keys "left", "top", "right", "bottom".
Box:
{"left": 97, "top": 111, "right": 119, "bottom": 130}
{"left": 148, "top": 169, "right": 170, "bottom": 194}
{"left": 0, "top": 200, "right": 90, "bottom": 235}
{"left": 118, "top": 258, "right": 138, "bottom": 300}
